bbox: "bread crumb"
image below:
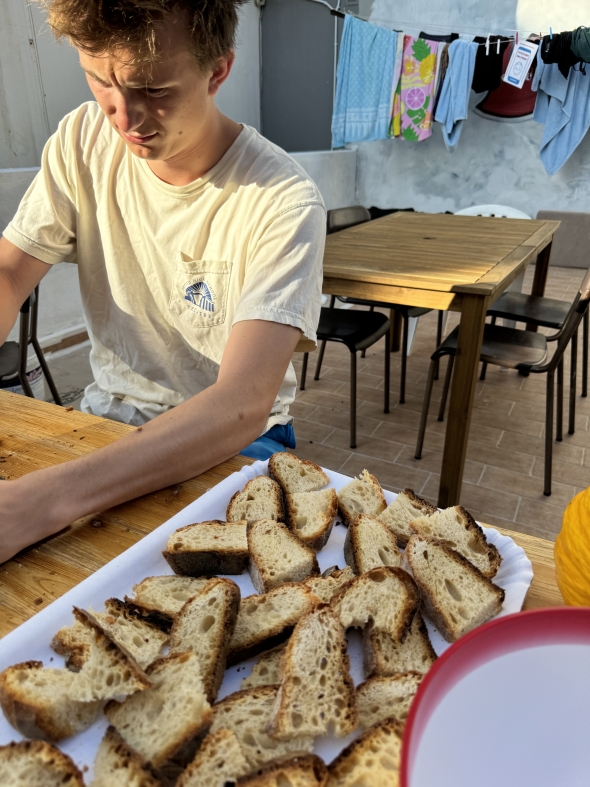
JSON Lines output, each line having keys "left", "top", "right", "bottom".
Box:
{"left": 65, "top": 406, "right": 74, "bottom": 411}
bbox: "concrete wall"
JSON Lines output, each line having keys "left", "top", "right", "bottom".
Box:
{"left": 290, "top": 150, "right": 357, "bottom": 209}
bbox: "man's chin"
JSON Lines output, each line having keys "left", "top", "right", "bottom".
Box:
{"left": 124, "top": 141, "right": 165, "bottom": 160}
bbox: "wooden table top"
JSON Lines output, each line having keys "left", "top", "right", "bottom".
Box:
{"left": 0, "top": 391, "right": 563, "bottom": 638}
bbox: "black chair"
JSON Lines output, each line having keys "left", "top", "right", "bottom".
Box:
{"left": 415, "top": 268, "right": 590, "bottom": 496}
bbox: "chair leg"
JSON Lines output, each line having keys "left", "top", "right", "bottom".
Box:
{"left": 314, "top": 340, "right": 327, "bottom": 381}
{"left": 544, "top": 370, "right": 554, "bottom": 496}
{"left": 479, "top": 316, "right": 496, "bottom": 381}
{"left": 17, "top": 301, "right": 34, "bottom": 398}
{"left": 31, "top": 337, "right": 63, "bottom": 406}
{"left": 384, "top": 330, "right": 390, "bottom": 414}
{"left": 361, "top": 304, "right": 376, "bottom": 359}
{"left": 400, "top": 314, "right": 409, "bottom": 404}
{"left": 556, "top": 358, "right": 563, "bottom": 442}
{"left": 434, "top": 310, "right": 443, "bottom": 381}
{"left": 583, "top": 308, "right": 588, "bottom": 398}
{"left": 438, "top": 355, "right": 455, "bottom": 422}
{"left": 569, "top": 328, "right": 578, "bottom": 435}
{"left": 350, "top": 351, "right": 357, "bottom": 449}
{"left": 300, "top": 352, "right": 308, "bottom": 390}
{"left": 415, "top": 360, "right": 436, "bottom": 459}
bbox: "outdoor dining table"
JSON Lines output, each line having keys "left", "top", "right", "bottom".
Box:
{"left": 0, "top": 390, "right": 564, "bottom": 637}
{"left": 322, "top": 211, "right": 561, "bottom": 508}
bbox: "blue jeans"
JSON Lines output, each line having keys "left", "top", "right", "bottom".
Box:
{"left": 239, "top": 423, "right": 296, "bottom": 460}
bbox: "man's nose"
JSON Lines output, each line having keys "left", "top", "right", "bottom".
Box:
{"left": 110, "top": 90, "right": 145, "bottom": 133}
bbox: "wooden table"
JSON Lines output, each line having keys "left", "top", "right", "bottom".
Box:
{"left": 323, "top": 212, "right": 561, "bottom": 508}
{"left": 0, "top": 391, "right": 563, "bottom": 637}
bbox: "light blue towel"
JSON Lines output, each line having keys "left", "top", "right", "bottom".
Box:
{"left": 434, "top": 39, "right": 478, "bottom": 152}
{"left": 332, "top": 17, "right": 397, "bottom": 148}
{"left": 532, "top": 55, "right": 590, "bottom": 175}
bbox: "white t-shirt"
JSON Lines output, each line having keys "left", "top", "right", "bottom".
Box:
{"left": 4, "top": 102, "right": 325, "bottom": 428}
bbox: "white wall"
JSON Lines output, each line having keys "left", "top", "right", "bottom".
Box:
{"left": 290, "top": 150, "right": 357, "bottom": 209}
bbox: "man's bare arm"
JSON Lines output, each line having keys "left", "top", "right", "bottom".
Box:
{"left": 0, "top": 319, "right": 302, "bottom": 562}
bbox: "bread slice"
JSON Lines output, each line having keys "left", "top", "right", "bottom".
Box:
{"left": 0, "top": 740, "right": 85, "bottom": 787}
{"left": 248, "top": 519, "right": 320, "bottom": 594}
{"left": 378, "top": 488, "right": 438, "bottom": 546}
{"left": 241, "top": 645, "right": 285, "bottom": 689}
{"left": 268, "top": 452, "right": 329, "bottom": 494}
{"left": 303, "top": 566, "right": 355, "bottom": 603}
{"left": 228, "top": 583, "right": 320, "bottom": 666}
{"left": 52, "top": 598, "right": 167, "bottom": 671}
{"left": 227, "top": 476, "right": 284, "bottom": 525}
{"left": 176, "top": 729, "right": 250, "bottom": 787}
{"left": 210, "top": 686, "right": 314, "bottom": 769}
{"left": 285, "top": 489, "right": 338, "bottom": 551}
{"left": 330, "top": 567, "right": 419, "bottom": 641}
{"left": 363, "top": 612, "right": 437, "bottom": 678}
{"left": 126, "top": 576, "right": 211, "bottom": 630}
{"left": 326, "top": 718, "right": 403, "bottom": 787}
{"left": 105, "top": 652, "right": 212, "bottom": 782}
{"left": 235, "top": 754, "right": 328, "bottom": 786}
{"left": 344, "top": 514, "right": 402, "bottom": 574}
{"left": 266, "top": 605, "right": 357, "bottom": 739}
{"left": 163, "top": 520, "right": 249, "bottom": 576}
{"left": 356, "top": 673, "right": 423, "bottom": 730}
{"left": 409, "top": 506, "right": 502, "bottom": 578}
{"left": 92, "top": 726, "right": 162, "bottom": 787}
{"left": 405, "top": 535, "right": 505, "bottom": 642}
{"left": 169, "top": 577, "right": 240, "bottom": 702}
{"left": 336, "top": 470, "right": 386, "bottom": 527}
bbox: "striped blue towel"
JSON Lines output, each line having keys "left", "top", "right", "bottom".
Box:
{"left": 332, "top": 16, "right": 398, "bottom": 148}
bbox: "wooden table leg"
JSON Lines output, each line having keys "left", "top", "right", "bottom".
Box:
{"left": 527, "top": 241, "right": 553, "bottom": 332}
{"left": 438, "top": 293, "right": 489, "bottom": 507}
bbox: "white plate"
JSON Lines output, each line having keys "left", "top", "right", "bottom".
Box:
{"left": 0, "top": 460, "right": 533, "bottom": 776}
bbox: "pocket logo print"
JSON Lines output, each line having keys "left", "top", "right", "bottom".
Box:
{"left": 184, "top": 280, "right": 215, "bottom": 313}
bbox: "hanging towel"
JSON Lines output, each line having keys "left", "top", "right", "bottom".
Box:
{"left": 533, "top": 56, "right": 590, "bottom": 175}
{"left": 389, "top": 36, "right": 440, "bottom": 141}
{"left": 572, "top": 27, "right": 590, "bottom": 62}
{"left": 388, "top": 32, "right": 405, "bottom": 135}
{"left": 434, "top": 39, "right": 478, "bottom": 152}
{"left": 332, "top": 17, "right": 398, "bottom": 148}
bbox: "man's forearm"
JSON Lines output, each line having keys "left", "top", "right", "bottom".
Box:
{"left": 0, "top": 237, "right": 52, "bottom": 345}
{"left": 0, "top": 269, "right": 22, "bottom": 345}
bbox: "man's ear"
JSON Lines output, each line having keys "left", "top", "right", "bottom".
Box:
{"left": 208, "top": 52, "right": 235, "bottom": 96}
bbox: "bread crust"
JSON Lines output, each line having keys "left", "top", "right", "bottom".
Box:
{"left": 0, "top": 739, "right": 85, "bottom": 785}
{"left": 162, "top": 520, "right": 249, "bottom": 577}
{"left": 235, "top": 753, "right": 328, "bottom": 786}
{"left": 327, "top": 717, "right": 403, "bottom": 781}
{"left": 268, "top": 452, "right": 329, "bottom": 495}
{"left": 285, "top": 489, "right": 337, "bottom": 551}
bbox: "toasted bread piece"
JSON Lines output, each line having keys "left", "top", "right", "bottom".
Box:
{"left": 409, "top": 506, "right": 502, "bottom": 578}
{"left": 326, "top": 718, "right": 403, "bottom": 787}
{"left": 105, "top": 652, "right": 212, "bottom": 782}
{"left": 303, "top": 567, "right": 355, "bottom": 603}
{"left": 163, "top": 520, "right": 249, "bottom": 576}
{"left": 170, "top": 577, "right": 240, "bottom": 702}
{"left": 378, "top": 488, "right": 438, "bottom": 547}
{"left": 92, "top": 726, "right": 162, "bottom": 787}
{"left": 210, "top": 686, "right": 314, "bottom": 769}
{"left": 126, "top": 576, "right": 211, "bottom": 630}
{"left": 363, "top": 612, "right": 437, "bottom": 678}
{"left": 227, "top": 476, "right": 284, "bottom": 525}
{"left": 344, "top": 514, "right": 402, "bottom": 574}
{"left": 405, "top": 535, "right": 505, "bottom": 642}
{"left": 241, "top": 645, "right": 285, "bottom": 689}
{"left": 248, "top": 519, "right": 320, "bottom": 594}
{"left": 285, "top": 489, "right": 338, "bottom": 551}
{"left": 0, "top": 740, "right": 85, "bottom": 787}
{"left": 336, "top": 470, "right": 386, "bottom": 527}
{"left": 266, "top": 605, "right": 357, "bottom": 740}
{"left": 330, "top": 567, "right": 419, "bottom": 641}
{"left": 52, "top": 598, "right": 167, "bottom": 671}
{"left": 356, "top": 673, "right": 423, "bottom": 730}
{"left": 269, "top": 452, "right": 329, "bottom": 494}
{"left": 228, "top": 583, "right": 320, "bottom": 666}
{"left": 236, "top": 754, "right": 328, "bottom": 786}
{"left": 177, "top": 729, "right": 249, "bottom": 787}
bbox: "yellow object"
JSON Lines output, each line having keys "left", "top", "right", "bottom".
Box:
{"left": 419, "top": 53, "right": 437, "bottom": 84}
{"left": 555, "top": 488, "right": 590, "bottom": 606}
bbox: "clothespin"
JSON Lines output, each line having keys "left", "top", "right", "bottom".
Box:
{"left": 496, "top": 37, "right": 501, "bottom": 54}
{"left": 550, "top": 27, "right": 553, "bottom": 39}
{"left": 485, "top": 36, "right": 490, "bottom": 55}
{"left": 516, "top": 32, "right": 519, "bottom": 45}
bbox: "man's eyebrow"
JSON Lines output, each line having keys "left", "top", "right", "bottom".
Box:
{"left": 82, "top": 68, "right": 156, "bottom": 88}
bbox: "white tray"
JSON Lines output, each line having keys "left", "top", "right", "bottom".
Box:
{"left": 0, "top": 460, "right": 533, "bottom": 776}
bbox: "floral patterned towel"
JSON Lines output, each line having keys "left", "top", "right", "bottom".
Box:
{"left": 390, "top": 36, "right": 439, "bottom": 141}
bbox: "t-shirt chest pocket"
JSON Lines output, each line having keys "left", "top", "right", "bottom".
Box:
{"left": 168, "top": 254, "right": 232, "bottom": 329}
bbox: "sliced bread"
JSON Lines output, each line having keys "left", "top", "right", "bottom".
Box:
{"left": 241, "top": 645, "right": 284, "bottom": 689}
{"left": 169, "top": 577, "right": 240, "bottom": 702}
{"left": 0, "top": 740, "right": 85, "bottom": 787}
{"left": 163, "top": 520, "right": 249, "bottom": 576}
{"left": 228, "top": 583, "right": 320, "bottom": 666}
{"left": 285, "top": 489, "right": 338, "bottom": 551}
{"left": 91, "top": 726, "right": 162, "bottom": 787}
{"left": 176, "top": 729, "right": 249, "bottom": 787}
{"left": 356, "top": 672, "right": 423, "bottom": 730}
{"left": 330, "top": 567, "right": 419, "bottom": 641}
{"left": 266, "top": 605, "right": 357, "bottom": 740}
{"left": 326, "top": 718, "right": 403, "bottom": 787}
{"left": 405, "top": 535, "right": 505, "bottom": 642}
{"left": 409, "top": 505, "right": 502, "bottom": 578}
{"left": 363, "top": 612, "right": 437, "bottom": 678}
{"left": 248, "top": 519, "right": 320, "bottom": 594}
{"left": 227, "top": 476, "right": 284, "bottom": 525}
{"left": 303, "top": 566, "right": 355, "bottom": 603}
{"left": 235, "top": 754, "right": 328, "bottom": 786}
{"left": 344, "top": 514, "right": 402, "bottom": 574}
{"left": 336, "top": 470, "right": 386, "bottom": 527}
{"left": 378, "top": 488, "right": 438, "bottom": 546}
{"left": 126, "top": 576, "right": 211, "bottom": 630}
{"left": 210, "top": 685, "right": 314, "bottom": 769}
{"left": 268, "top": 452, "right": 329, "bottom": 494}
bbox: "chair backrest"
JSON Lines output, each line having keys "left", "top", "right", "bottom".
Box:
{"left": 327, "top": 206, "right": 371, "bottom": 234}
{"left": 535, "top": 211, "right": 590, "bottom": 269}
{"left": 455, "top": 204, "right": 531, "bottom": 219}
{"left": 545, "top": 267, "right": 590, "bottom": 371}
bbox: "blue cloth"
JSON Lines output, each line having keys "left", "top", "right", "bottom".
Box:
{"left": 240, "top": 423, "right": 297, "bottom": 461}
{"left": 332, "top": 16, "right": 397, "bottom": 148}
{"left": 434, "top": 39, "right": 478, "bottom": 152}
{"left": 532, "top": 55, "right": 590, "bottom": 175}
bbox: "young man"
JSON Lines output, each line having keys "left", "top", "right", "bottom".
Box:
{"left": 0, "top": 0, "right": 325, "bottom": 562}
